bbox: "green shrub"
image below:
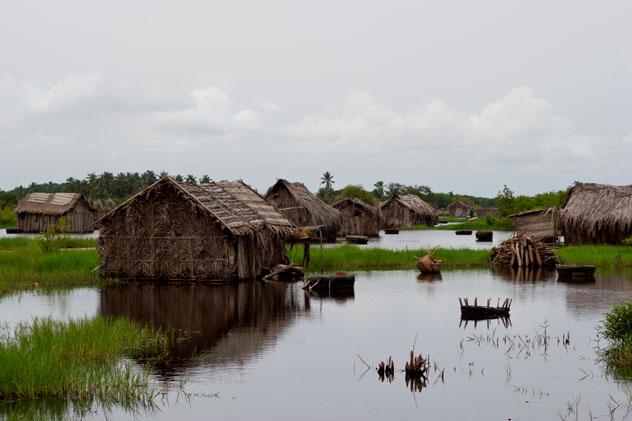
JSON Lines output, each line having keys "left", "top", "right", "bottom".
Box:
{"left": 37, "top": 217, "right": 70, "bottom": 253}
{"left": 603, "top": 302, "right": 632, "bottom": 343}
{"left": 0, "top": 208, "right": 16, "bottom": 228}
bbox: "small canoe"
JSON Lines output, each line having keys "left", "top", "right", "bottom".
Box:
{"left": 384, "top": 229, "right": 400, "bottom": 234}
{"left": 557, "top": 265, "right": 596, "bottom": 282}
{"left": 475, "top": 231, "right": 493, "bottom": 241}
{"left": 304, "top": 273, "right": 355, "bottom": 292}
{"left": 346, "top": 235, "right": 369, "bottom": 244}
{"left": 455, "top": 230, "right": 473, "bottom": 235}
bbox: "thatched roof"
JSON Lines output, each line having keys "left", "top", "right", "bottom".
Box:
{"left": 264, "top": 179, "right": 341, "bottom": 228}
{"left": 447, "top": 200, "right": 473, "bottom": 211}
{"left": 15, "top": 192, "right": 93, "bottom": 215}
{"left": 332, "top": 196, "right": 375, "bottom": 213}
{"left": 101, "top": 177, "right": 294, "bottom": 237}
{"left": 562, "top": 182, "right": 632, "bottom": 244}
{"left": 380, "top": 194, "right": 437, "bottom": 216}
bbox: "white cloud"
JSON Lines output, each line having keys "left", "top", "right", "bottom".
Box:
{"left": 0, "top": 73, "right": 630, "bottom": 194}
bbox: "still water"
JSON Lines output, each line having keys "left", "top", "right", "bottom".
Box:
{"left": 1, "top": 269, "right": 631, "bottom": 420}
{"left": 338, "top": 230, "right": 514, "bottom": 250}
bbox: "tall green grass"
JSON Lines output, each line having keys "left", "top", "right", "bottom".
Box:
{"left": 600, "top": 302, "right": 632, "bottom": 379}
{"left": 556, "top": 245, "right": 632, "bottom": 268}
{"left": 0, "top": 239, "right": 99, "bottom": 295}
{"left": 0, "top": 208, "right": 16, "bottom": 229}
{"left": 0, "top": 317, "right": 168, "bottom": 407}
{"left": 288, "top": 244, "right": 490, "bottom": 272}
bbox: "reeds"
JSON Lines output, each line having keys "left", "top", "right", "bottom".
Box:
{"left": 0, "top": 317, "right": 168, "bottom": 403}
{"left": 556, "top": 245, "right": 632, "bottom": 268}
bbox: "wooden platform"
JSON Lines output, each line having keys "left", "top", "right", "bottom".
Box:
{"left": 459, "top": 297, "right": 511, "bottom": 320}
{"left": 304, "top": 274, "right": 355, "bottom": 292}
{"left": 346, "top": 235, "right": 369, "bottom": 245}
{"left": 475, "top": 231, "right": 493, "bottom": 242}
{"left": 557, "top": 265, "right": 596, "bottom": 282}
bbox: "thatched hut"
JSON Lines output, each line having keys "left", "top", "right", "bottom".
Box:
{"left": 333, "top": 197, "right": 379, "bottom": 237}
{"left": 264, "top": 179, "right": 341, "bottom": 242}
{"left": 477, "top": 207, "right": 501, "bottom": 218}
{"left": 14, "top": 193, "right": 95, "bottom": 233}
{"left": 447, "top": 200, "right": 473, "bottom": 218}
{"left": 378, "top": 194, "right": 438, "bottom": 229}
{"left": 510, "top": 208, "right": 561, "bottom": 242}
{"left": 98, "top": 177, "right": 295, "bottom": 281}
{"left": 561, "top": 182, "right": 632, "bottom": 244}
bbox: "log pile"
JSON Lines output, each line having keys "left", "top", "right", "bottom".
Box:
{"left": 491, "top": 234, "right": 559, "bottom": 267}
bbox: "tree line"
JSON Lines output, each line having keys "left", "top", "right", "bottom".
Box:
{"left": 0, "top": 170, "right": 566, "bottom": 216}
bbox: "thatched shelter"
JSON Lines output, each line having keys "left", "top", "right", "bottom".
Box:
{"left": 477, "top": 207, "right": 501, "bottom": 218}
{"left": 264, "top": 179, "right": 341, "bottom": 242}
{"left": 15, "top": 192, "right": 95, "bottom": 233}
{"left": 561, "top": 182, "right": 632, "bottom": 244}
{"left": 447, "top": 200, "right": 473, "bottom": 218}
{"left": 378, "top": 194, "right": 438, "bottom": 229}
{"left": 98, "top": 177, "right": 295, "bottom": 281}
{"left": 510, "top": 208, "right": 561, "bottom": 242}
{"left": 333, "top": 197, "right": 379, "bottom": 237}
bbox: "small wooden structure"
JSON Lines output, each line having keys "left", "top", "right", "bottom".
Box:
{"left": 459, "top": 297, "right": 511, "bottom": 320}
{"left": 378, "top": 194, "right": 438, "bottom": 229}
{"left": 561, "top": 182, "right": 632, "bottom": 244}
{"left": 475, "top": 231, "right": 493, "bottom": 241}
{"left": 556, "top": 265, "right": 596, "bottom": 282}
{"left": 333, "top": 197, "right": 379, "bottom": 237}
{"left": 303, "top": 273, "right": 355, "bottom": 293}
{"left": 477, "top": 207, "right": 500, "bottom": 218}
{"left": 265, "top": 179, "right": 341, "bottom": 242}
{"left": 98, "top": 177, "right": 295, "bottom": 281}
{"left": 455, "top": 230, "right": 472, "bottom": 235}
{"left": 384, "top": 229, "right": 399, "bottom": 234}
{"left": 510, "top": 208, "right": 561, "bottom": 242}
{"left": 447, "top": 200, "right": 473, "bottom": 218}
{"left": 14, "top": 192, "right": 95, "bottom": 233}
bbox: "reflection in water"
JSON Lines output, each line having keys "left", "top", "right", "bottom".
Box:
{"left": 307, "top": 289, "right": 355, "bottom": 303}
{"left": 459, "top": 316, "right": 512, "bottom": 329}
{"left": 491, "top": 266, "right": 556, "bottom": 283}
{"left": 99, "top": 282, "right": 308, "bottom": 377}
{"left": 417, "top": 273, "right": 442, "bottom": 282}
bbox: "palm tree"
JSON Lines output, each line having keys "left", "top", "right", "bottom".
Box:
{"left": 320, "top": 172, "right": 334, "bottom": 190}
{"left": 200, "top": 174, "right": 210, "bottom": 183}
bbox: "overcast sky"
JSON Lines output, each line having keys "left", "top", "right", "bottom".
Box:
{"left": 1, "top": 0, "right": 631, "bottom": 196}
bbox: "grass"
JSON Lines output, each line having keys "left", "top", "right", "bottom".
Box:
{"left": 288, "top": 244, "right": 490, "bottom": 272}
{"left": 0, "top": 317, "right": 168, "bottom": 410}
{"left": 556, "top": 245, "right": 632, "bottom": 268}
{"left": 0, "top": 238, "right": 100, "bottom": 296}
{"left": 0, "top": 208, "right": 16, "bottom": 229}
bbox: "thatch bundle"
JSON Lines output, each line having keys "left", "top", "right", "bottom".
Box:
{"left": 491, "top": 234, "right": 559, "bottom": 267}
{"left": 332, "top": 197, "right": 379, "bottom": 237}
{"left": 447, "top": 200, "right": 473, "bottom": 218}
{"left": 98, "top": 177, "right": 295, "bottom": 281}
{"left": 265, "top": 179, "right": 341, "bottom": 242}
{"left": 561, "top": 182, "right": 632, "bottom": 244}
{"left": 378, "top": 194, "right": 438, "bottom": 229}
{"left": 14, "top": 192, "right": 95, "bottom": 233}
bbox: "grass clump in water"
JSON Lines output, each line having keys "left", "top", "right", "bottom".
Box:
{"left": 556, "top": 245, "right": 632, "bottom": 268}
{"left": 0, "top": 317, "right": 168, "bottom": 405}
{"left": 288, "top": 244, "right": 490, "bottom": 272}
{"left": 600, "top": 302, "right": 632, "bottom": 379}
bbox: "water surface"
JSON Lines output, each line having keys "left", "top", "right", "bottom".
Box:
{"left": 1, "top": 269, "right": 631, "bottom": 420}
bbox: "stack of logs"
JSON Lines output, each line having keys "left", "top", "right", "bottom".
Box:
{"left": 491, "top": 234, "right": 559, "bottom": 267}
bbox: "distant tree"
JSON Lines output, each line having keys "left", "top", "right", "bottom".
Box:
{"left": 320, "top": 172, "right": 335, "bottom": 190}
{"left": 385, "top": 182, "right": 404, "bottom": 198}
{"left": 337, "top": 185, "right": 376, "bottom": 205}
{"left": 159, "top": 171, "right": 169, "bottom": 178}
{"left": 173, "top": 175, "right": 184, "bottom": 183}
{"left": 372, "top": 181, "right": 385, "bottom": 200}
{"left": 200, "top": 174, "right": 210, "bottom": 183}
{"left": 185, "top": 174, "right": 197, "bottom": 184}
{"left": 496, "top": 185, "right": 516, "bottom": 216}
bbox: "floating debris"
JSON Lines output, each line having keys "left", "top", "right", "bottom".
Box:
{"left": 377, "top": 357, "right": 395, "bottom": 382}
{"left": 459, "top": 297, "right": 511, "bottom": 320}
